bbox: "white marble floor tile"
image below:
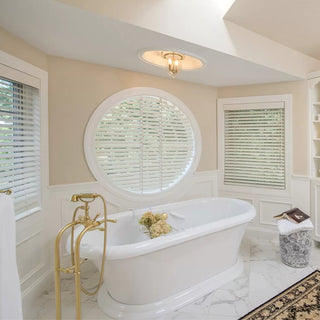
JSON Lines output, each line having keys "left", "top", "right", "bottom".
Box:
{"left": 31, "top": 229, "right": 320, "bottom": 320}
{"left": 247, "top": 259, "right": 314, "bottom": 311}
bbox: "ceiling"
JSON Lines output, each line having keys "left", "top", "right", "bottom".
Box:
{"left": 225, "top": 0, "right": 320, "bottom": 60}
{"left": 0, "top": 0, "right": 307, "bottom": 86}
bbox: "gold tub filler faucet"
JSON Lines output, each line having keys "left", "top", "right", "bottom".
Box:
{"left": 54, "top": 193, "right": 116, "bottom": 320}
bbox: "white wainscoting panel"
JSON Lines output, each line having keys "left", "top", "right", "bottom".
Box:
{"left": 182, "top": 171, "right": 218, "bottom": 200}
{"left": 219, "top": 175, "right": 310, "bottom": 231}
{"left": 16, "top": 209, "right": 50, "bottom": 318}
{"left": 291, "top": 175, "right": 311, "bottom": 213}
{"left": 259, "top": 200, "right": 292, "bottom": 226}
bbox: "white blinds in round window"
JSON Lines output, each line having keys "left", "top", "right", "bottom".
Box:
{"left": 94, "top": 95, "right": 195, "bottom": 194}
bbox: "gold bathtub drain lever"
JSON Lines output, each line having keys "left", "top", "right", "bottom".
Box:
{"left": 54, "top": 193, "right": 116, "bottom": 320}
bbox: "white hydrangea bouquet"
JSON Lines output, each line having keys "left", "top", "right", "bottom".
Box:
{"left": 139, "top": 211, "right": 172, "bottom": 239}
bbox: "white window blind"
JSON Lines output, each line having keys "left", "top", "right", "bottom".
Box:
{"left": 0, "top": 76, "right": 41, "bottom": 215}
{"left": 224, "top": 105, "right": 285, "bottom": 189}
{"left": 94, "top": 95, "right": 195, "bottom": 194}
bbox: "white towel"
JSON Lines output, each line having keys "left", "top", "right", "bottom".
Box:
{"left": 277, "top": 218, "right": 314, "bottom": 235}
{"left": 0, "top": 194, "right": 23, "bottom": 320}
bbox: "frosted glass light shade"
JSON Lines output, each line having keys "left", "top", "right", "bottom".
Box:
{"left": 140, "top": 50, "right": 205, "bottom": 71}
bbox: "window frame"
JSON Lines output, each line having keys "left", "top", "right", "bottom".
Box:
{"left": 84, "top": 87, "right": 202, "bottom": 202}
{"left": 0, "top": 50, "right": 48, "bottom": 221}
{"left": 218, "top": 94, "right": 292, "bottom": 197}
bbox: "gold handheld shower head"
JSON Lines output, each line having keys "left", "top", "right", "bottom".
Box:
{"left": 70, "top": 193, "right": 98, "bottom": 202}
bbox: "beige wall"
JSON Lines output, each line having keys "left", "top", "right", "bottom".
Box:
{"left": 48, "top": 56, "right": 218, "bottom": 185}
{"left": 218, "top": 81, "right": 309, "bottom": 175}
{"left": 0, "top": 27, "right": 48, "bottom": 70}
{"left": 0, "top": 26, "right": 310, "bottom": 182}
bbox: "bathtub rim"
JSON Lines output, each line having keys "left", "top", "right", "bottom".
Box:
{"left": 73, "top": 197, "right": 255, "bottom": 260}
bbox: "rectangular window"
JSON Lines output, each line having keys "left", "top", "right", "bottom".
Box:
{"left": 0, "top": 76, "right": 41, "bottom": 215}
{"left": 218, "top": 96, "right": 291, "bottom": 192}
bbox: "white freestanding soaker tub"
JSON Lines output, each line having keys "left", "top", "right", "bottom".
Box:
{"left": 74, "top": 197, "right": 255, "bottom": 319}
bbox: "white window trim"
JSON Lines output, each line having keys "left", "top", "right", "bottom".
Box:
{"left": 218, "top": 94, "right": 292, "bottom": 197}
{"left": 0, "top": 50, "right": 49, "bottom": 221}
{"left": 84, "top": 87, "right": 202, "bottom": 203}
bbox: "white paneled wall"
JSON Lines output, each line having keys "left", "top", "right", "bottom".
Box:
{"left": 220, "top": 174, "right": 311, "bottom": 231}
{"left": 17, "top": 210, "right": 51, "bottom": 316}
{"left": 48, "top": 171, "right": 219, "bottom": 233}
{"left": 48, "top": 171, "right": 311, "bottom": 240}
{"left": 45, "top": 170, "right": 219, "bottom": 264}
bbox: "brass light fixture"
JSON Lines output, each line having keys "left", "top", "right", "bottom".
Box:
{"left": 140, "top": 50, "right": 205, "bottom": 78}
{"left": 162, "top": 52, "right": 184, "bottom": 78}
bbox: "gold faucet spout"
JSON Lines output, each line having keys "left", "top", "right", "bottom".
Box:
{"left": 71, "top": 194, "right": 79, "bottom": 202}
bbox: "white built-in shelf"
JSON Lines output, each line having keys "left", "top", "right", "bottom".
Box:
{"left": 309, "top": 76, "right": 320, "bottom": 179}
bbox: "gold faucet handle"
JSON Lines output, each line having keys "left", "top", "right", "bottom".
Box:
{"left": 107, "top": 219, "right": 117, "bottom": 223}
{"left": 78, "top": 215, "right": 86, "bottom": 222}
{"left": 93, "top": 213, "right": 100, "bottom": 222}
{"left": 59, "top": 258, "right": 87, "bottom": 274}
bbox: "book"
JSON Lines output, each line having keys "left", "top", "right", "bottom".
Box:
{"left": 273, "top": 208, "right": 310, "bottom": 224}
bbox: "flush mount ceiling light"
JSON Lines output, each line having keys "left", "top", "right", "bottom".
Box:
{"left": 140, "top": 50, "right": 205, "bottom": 78}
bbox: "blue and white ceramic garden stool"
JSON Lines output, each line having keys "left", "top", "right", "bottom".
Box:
{"left": 277, "top": 219, "right": 314, "bottom": 268}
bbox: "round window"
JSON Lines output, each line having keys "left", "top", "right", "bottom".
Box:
{"left": 84, "top": 88, "right": 201, "bottom": 198}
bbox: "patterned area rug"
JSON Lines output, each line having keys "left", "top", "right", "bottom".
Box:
{"left": 239, "top": 270, "right": 320, "bottom": 320}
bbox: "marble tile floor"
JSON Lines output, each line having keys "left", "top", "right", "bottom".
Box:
{"left": 30, "top": 229, "right": 320, "bottom": 320}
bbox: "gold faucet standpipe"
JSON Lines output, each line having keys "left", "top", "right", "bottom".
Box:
{"left": 54, "top": 193, "right": 116, "bottom": 320}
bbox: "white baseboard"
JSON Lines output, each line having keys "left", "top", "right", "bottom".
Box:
{"left": 22, "top": 269, "right": 53, "bottom": 319}
{"left": 247, "top": 224, "right": 278, "bottom": 234}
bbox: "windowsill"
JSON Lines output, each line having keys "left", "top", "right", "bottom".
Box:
{"left": 15, "top": 206, "right": 41, "bottom": 221}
